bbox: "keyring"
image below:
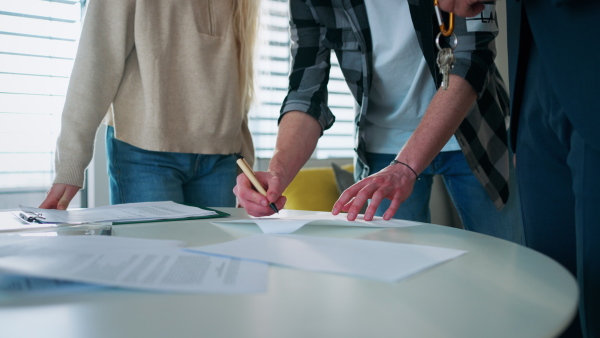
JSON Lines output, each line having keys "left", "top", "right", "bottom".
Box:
{"left": 435, "top": 32, "right": 458, "bottom": 51}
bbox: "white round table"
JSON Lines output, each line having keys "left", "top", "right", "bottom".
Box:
{"left": 0, "top": 208, "right": 578, "bottom": 338}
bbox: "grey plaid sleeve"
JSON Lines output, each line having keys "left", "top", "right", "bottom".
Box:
{"left": 451, "top": 4, "right": 511, "bottom": 209}
{"left": 448, "top": 6, "right": 500, "bottom": 98}
{"left": 279, "top": 0, "right": 336, "bottom": 132}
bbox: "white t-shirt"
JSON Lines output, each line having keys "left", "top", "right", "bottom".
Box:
{"left": 363, "top": 0, "right": 460, "bottom": 154}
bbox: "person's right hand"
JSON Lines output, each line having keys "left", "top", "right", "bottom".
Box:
{"left": 233, "top": 170, "right": 287, "bottom": 217}
{"left": 39, "top": 183, "right": 80, "bottom": 210}
{"left": 437, "top": 0, "right": 486, "bottom": 17}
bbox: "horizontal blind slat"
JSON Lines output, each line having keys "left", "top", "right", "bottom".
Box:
{"left": 251, "top": 0, "right": 354, "bottom": 160}
{"left": 0, "top": 0, "right": 82, "bottom": 191}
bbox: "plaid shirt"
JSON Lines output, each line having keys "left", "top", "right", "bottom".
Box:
{"left": 280, "top": 0, "right": 511, "bottom": 209}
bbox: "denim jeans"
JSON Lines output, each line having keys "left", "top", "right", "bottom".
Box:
{"left": 106, "top": 126, "right": 237, "bottom": 208}
{"left": 366, "top": 151, "right": 524, "bottom": 244}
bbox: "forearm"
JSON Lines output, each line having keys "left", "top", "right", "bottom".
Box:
{"left": 396, "top": 74, "right": 477, "bottom": 174}
{"left": 268, "top": 111, "right": 322, "bottom": 189}
{"left": 54, "top": 0, "right": 135, "bottom": 186}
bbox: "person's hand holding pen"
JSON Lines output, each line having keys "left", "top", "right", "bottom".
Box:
{"left": 234, "top": 111, "right": 321, "bottom": 217}
{"left": 233, "top": 154, "right": 287, "bottom": 217}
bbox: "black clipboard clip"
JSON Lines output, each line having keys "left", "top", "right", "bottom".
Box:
{"left": 18, "top": 211, "right": 46, "bottom": 223}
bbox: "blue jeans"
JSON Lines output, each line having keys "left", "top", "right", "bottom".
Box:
{"left": 366, "top": 151, "right": 524, "bottom": 244}
{"left": 106, "top": 126, "right": 237, "bottom": 208}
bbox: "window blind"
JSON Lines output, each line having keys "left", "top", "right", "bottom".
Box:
{"left": 0, "top": 0, "right": 83, "bottom": 194}
{"left": 0, "top": 0, "right": 354, "bottom": 208}
{"left": 252, "top": 0, "right": 355, "bottom": 160}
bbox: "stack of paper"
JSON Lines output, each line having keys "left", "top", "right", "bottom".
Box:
{"left": 0, "top": 236, "right": 268, "bottom": 294}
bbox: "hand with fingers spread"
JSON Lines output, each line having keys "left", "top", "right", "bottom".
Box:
{"left": 233, "top": 170, "right": 287, "bottom": 217}
{"left": 332, "top": 163, "right": 417, "bottom": 222}
{"left": 39, "top": 183, "right": 81, "bottom": 210}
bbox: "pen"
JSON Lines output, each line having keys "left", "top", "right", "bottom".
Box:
{"left": 233, "top": 153, "right": 279, "bottom": 214}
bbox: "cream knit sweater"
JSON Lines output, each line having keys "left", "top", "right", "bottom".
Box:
{"left": 54, "top": 0, "right": 254, "bottom": 188}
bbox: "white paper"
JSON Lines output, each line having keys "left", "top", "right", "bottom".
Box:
{"left": 0, "top": 211, "right": 75, "bottom": 233}
{"left": 0, "top": 236, "right": 181, "bottom": 294}
{"left": 19, "top": 201, "right": 217, "bottom": 224}
{"left": 0, "top": 274, "right": 105, "bottom": 295}
{"left": 0, "top": 235, "right": 185, "bottom": 294}
{"left": 188, "top": 234, "right": 466, "bottom": 282}
{"left": 214, "top": 211, "right": 422, "bottom": 234}
{"left": 0, "top": 236, "right": 268, "bottom": 294}
{"left": 0, "top": 234, "right": 186, "bottom": 249}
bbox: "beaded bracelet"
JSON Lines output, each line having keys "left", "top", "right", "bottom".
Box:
{"left": 389, "top": 160, "right": 420, "bottom": 181}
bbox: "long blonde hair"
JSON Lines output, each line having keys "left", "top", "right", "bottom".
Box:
{"left": 233, "top": 0, "right": 260, "bottom": 113}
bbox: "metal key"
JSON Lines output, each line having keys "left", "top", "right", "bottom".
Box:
{"left": 436, "top": 47, "right": 455, "bottom": 90}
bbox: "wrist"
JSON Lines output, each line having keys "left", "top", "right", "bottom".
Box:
{"left": 267, "top": 158, "right": 293, "bottom": 188}
{"left": 389, "top": 160, "right": 420, "bottom": 181}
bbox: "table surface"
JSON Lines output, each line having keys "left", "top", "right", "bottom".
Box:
{"left": 0, "top": 208, "right": 578, "bottom": 338}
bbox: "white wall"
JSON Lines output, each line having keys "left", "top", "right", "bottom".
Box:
{"left": 87, "top": 124, "right": 110, "bottom": 207}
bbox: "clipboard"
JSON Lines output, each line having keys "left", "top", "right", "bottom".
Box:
{"left": 17, "top": 211, "right": 47, "bottom": 223}
{"left": 15, "top": 202, "right": 230, "bottom": 226}
{"left": 111, "top": 206, "right": 230, "bottom": 225}
{"left": 1, "top": 211, "right": 113, "bottom": 234}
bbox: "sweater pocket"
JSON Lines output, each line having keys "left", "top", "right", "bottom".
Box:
{"left": 192, "top": 0, "right": 233, "bottom": 37}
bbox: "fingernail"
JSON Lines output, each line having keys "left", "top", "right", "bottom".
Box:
{"left": 260, "top": 200, "right": 267, "bottom": 207}
{"left": 348, "top": 213, "right": 355, "bottom": 220}
{"left": 332, "top": 208, "right": 338, "bottom": 214}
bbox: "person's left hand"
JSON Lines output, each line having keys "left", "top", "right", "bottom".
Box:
{"left": 332, "top": 164, "right": 417, "bottom": 221}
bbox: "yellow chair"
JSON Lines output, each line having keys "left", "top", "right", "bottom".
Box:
{"left": 283, "top": 164, "right": 354, "bottom": 212}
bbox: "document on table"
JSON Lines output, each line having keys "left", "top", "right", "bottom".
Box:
{"left": 0, "top": 236, "right": 268, "bottom": 294}
{"left": 213, "top": 211, "right": 423, "bottom": 234}
{"left": 0, "top": 236, "right": 185, "bottom": 294}
{"left": 0, "top": 234, "right": 186, "bottom": 250}
{"left": 0, "top": 274, "right": 106, "bottom": 295}
{"left": 18, "top": 201, "right": 220, "bottom": 224}
{"left": 188, "top": 234, "right": 467, "bottom": 282}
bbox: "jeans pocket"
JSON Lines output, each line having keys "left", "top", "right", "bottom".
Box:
{"left": 192, "top": 0, "right": 233, "bottom": 37}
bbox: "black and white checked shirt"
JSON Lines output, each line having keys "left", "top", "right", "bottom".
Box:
{"left": 280, "top": 0, "right": 511, "bottom": 209}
